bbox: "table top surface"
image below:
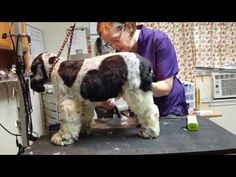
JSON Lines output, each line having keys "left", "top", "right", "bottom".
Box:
{"left": 24, "top": 116, "right": 236, "bottom": 155}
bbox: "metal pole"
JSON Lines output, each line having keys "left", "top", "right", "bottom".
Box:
{"left": 15, "top": 22, "right": 29, "bottom": 147}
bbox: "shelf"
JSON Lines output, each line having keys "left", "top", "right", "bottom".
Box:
{"left": 0, "top": 78, "right": 17, "bottom": 84}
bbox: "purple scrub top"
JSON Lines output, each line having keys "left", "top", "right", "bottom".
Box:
{"left": 137, "top": 25, "right": 188, "bottom": 116}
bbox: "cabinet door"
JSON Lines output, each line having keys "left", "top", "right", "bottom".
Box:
{"left": 21, "top": 22, "right": 28, "bottom": 52}
{"left": 21, "top": 23, "right": 30, "bottom": 73}
{"left": 0, "top": 23, "right": 13, "bottom": 50}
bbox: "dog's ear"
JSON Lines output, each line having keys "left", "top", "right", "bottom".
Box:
{"left": 31, "top": 53, "right": 44, "bottom": 73}
{"left": 30, "top": 53, "right": 48, "bottom": 92}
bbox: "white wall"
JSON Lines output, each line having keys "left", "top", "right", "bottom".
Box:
{"left": 209, "top": 101, "right": 236, "bottom": 135}
{"left": 27, "top": 22, "right": 91, "bottom": 58}
{"left": 0, "top": 89, "right": 20, "bottom": 155}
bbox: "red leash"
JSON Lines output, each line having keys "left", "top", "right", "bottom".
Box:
{"left": 57, "top": 22, "right": 76, "bottom": 60}
{"left": 48, "top": 23, "right": 76, "bottom": 82}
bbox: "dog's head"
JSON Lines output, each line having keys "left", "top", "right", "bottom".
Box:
{"left": 30, "top": 52, "right": 58, "bottom": 92}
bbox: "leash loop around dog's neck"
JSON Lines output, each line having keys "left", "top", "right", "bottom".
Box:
{"left": 48, "top": 57, "right": 60, "bottom": 83}
{"left": 57, "top": 22, "right": 76, "bottom": 60}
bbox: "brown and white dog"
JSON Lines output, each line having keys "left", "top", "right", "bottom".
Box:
{"left": 30, "top": 52, "right": 160, "bottom": 146}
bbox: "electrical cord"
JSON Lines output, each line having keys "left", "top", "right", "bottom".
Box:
{"left": 0, "top": 122, "right": 23, "bottom": 155}
{"left": 0, "top": 122, "right": 39, "bottom": 139}
{"left": 0, "top": 123, "right": 21, "bottom": 137}
{"left": 0, "top": 122, "right": 39, "bottom": 155}
{"left": 15, "top": 34, "right": 35, "bottom": 141}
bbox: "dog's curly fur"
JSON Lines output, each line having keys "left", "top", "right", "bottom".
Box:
{"left": 30, "top": 52, "right": 160, "bottom": 146}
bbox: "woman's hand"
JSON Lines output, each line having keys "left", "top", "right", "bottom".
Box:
{"left": 101, "top": 98, "right": 116, "bottom": 110}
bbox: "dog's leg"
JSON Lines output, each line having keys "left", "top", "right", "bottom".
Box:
{"left": 123, "top": 89, "right": 160, "bottom": 139}
{"left": 80, "top": 102, "right": 95, "bottom": 135}
{"left": 51, "top": 99, "right": 82, "bottom": 146}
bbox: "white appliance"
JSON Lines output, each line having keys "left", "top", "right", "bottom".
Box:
{"left": 212, "top": 73, "right": 236, "bottom": 99}
{"left": 182, "top": 81, "right": 195, "bottom": 109}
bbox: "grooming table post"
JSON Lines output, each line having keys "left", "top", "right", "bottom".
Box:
{"left": 16, "top": 22, "right": 29, "bottom": 147}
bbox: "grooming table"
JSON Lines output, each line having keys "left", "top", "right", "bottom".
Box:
{"left": 23, "top": 116, "right": 236, "bottom": 155}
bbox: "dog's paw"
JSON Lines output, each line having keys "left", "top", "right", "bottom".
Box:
{"left": 85, "top": 129, "right": 92, "bottom": 135}
{"left": 80, "top": 125, "right": 92, "bottom": 135}
{"left": 50, "top": 132, "right": 76, "bottom": 146}
{"left": 138, "top": 127, "right": 159, "bottom": 139}
{"left": 80, "top": 128, "right": 92, "bottom": 136}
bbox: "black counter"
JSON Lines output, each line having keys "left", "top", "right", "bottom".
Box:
{"left": 23, "top": 116, "right": 236, "bottom": 155}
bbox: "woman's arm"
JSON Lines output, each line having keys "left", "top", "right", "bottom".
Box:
{"left": 152, "top": 76, "right": 173, "bottom": 97}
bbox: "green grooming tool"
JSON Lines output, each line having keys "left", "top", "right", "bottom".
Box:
{"left": 187, "top": 115, "right": 199, "bottom": 131}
